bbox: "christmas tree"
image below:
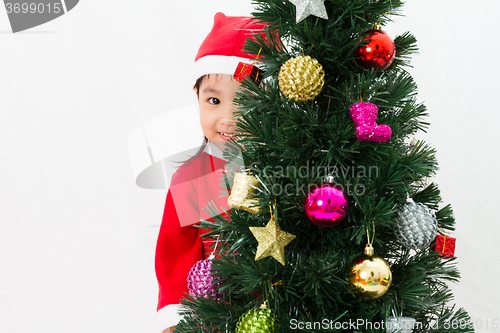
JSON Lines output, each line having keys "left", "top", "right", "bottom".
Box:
{"left": 177, "top": 0, "right": 473, "bottom": 332}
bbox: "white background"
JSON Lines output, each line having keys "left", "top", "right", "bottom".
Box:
{"left": 0, "top": 0, "right": 498, "bottom": 332}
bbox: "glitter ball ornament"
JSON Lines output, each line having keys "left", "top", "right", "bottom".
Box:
{"left": 386, "top": 316, "right": 417, "bottom": 333}
{"left": 395, "top": 198, "right": 438, "bottom": 250}
{"left": 187, "top": 257, "right": 222, "bottom": 299}
{"left": 347, "top": 244, "right": 392, "bottom": 300}
{"left": 278, "top": 55, "right": 325, "bottom": 102}
{"left": 304, "top": 182, "right": 348, "bottom": 227}
{"left": 350, "top": 102, "right": 392, "bottom": 142}
{"left": 356, "top": 29, "right": 395, "bottom": 71}
{"left": 228, "top": 172, "right": 262, "bottom": 214}
{"left": 235, "top": 303, "right": 278, "bottom": 333}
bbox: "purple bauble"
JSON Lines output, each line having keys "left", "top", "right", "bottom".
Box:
{"left": 304, "top": 182, "right": 348, "bottom": 227}
{"left": 187, "top": 257, "right": 222, "bottom": 299}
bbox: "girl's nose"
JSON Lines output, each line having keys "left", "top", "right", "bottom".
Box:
{"left": 220, "top": 118, "right": 237, "bottom": 127}
{"left": 221, "top": 102, "right": 238, "bottom": 119}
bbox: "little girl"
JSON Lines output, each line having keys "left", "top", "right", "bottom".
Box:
{"left": 154, "top": 12, "right": 268, "bottom": 333}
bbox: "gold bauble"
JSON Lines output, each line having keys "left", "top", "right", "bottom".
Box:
{"left": 278, "top": 55, "right": 325, "bottom": 102}
{"left": 228, "top": 173, "right": 262, "bottom": 214}
{"left": 347, "top": 245, "right": 392, "bottom": 300}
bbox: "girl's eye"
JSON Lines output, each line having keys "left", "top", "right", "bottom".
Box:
{"left": 208, "top": 97, "right": 221, "bottom": 105}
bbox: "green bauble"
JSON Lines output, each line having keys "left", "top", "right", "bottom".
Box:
{"left": 235, "top": 304, "right": 277, "bottom": 333}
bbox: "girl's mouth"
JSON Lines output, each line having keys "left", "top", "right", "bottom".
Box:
{"left": 219, "top": 132, "right": 236, "bottom": 141}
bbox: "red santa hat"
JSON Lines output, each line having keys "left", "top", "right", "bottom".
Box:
{"left": 194, "top": 12, "right": 267, "bottom": 82}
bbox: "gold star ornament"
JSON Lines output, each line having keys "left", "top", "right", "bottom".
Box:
{"left": 249, "top": 217, "right": 296, "bottom": 265}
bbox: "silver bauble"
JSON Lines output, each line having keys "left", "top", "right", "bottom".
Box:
{"left": 394, "top": 198, "right": 438, "bottom": 249}
{"left": 386, "top": 316, "right": 416, "bottom": 333}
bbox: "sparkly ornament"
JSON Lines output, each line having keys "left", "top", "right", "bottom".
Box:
{"left": 278, "top": 55, "right": 325, "bottom": 103}
{"left": 304, "top": 181, "right": 348, "bottom": 227}
{"left": 236, "top": 303, "right": 278, "bottom": 333}
{"left": 350, "top": 102, "right": 392, "bottom": 142}
{"left": 187, "top": 257, "right": 222, "bottom": 299}
{"left": 288, "top": 0, "right": 328, "bottom": 23}
{"left": 434, "top": 234, "right": 456, "bottom": 258}
{"left": 249, "top": 216, "right": 296, "bottom": 265}
{"left": 356, "top": 29, "right": 395, "bottom": 71}
{"left": 386, "top": 317, "right": 416, "bottom": 333}
{"left": 394, "top": 198, "right": 438, "bottom": 250}
{"left": 228, "top": 173, "right": 262, "bottom": 214}
{"left": 347, "top": 244, "right": 392, "bottom": 300}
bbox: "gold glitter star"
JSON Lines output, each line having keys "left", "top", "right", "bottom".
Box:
{"left": 289, "top": 0, "right": 329, "bottom": 23}
{"left": 249, "top": 217, "right": 296, "bottom": 265}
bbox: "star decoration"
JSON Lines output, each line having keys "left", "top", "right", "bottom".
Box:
{"left": 249, "top": 217, "right": 296, "bottom": 265}
{"left": 289, "top": 0, "right": 329, "bottom": 23}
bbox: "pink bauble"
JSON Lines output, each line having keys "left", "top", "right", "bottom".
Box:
{"left": 187, "top": 258, "right": 222, "bottom": 300}
{"left": 304, "top": 182, "right": 348, "bottom": 227}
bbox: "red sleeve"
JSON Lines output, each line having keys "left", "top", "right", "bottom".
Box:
{"left": 155, "top": 174, "right": 203, "bottom": 311}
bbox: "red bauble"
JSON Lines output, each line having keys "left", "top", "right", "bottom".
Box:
{"left": 304, "top": 182, "right": 348, "bottom": 227}
{"left": 356, "top": 30, "right": 395, "bottom": 71}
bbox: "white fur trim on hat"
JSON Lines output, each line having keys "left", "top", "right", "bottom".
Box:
{"left": 193, "top": 55, "right": 254, "bottom": 80}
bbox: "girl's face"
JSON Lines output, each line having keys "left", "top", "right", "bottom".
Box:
{"left": 196, "top": 74, "right": 241, "bottom": 150}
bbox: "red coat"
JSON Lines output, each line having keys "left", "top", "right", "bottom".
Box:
{"left": 155, "top": 151, "right": 227, "bottom": 322}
